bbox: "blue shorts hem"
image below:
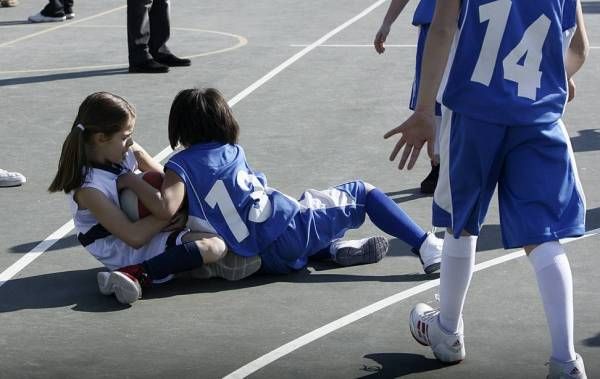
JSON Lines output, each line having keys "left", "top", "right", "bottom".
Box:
{"left": 502, "top": 225, "right": 586, "bottom": 249}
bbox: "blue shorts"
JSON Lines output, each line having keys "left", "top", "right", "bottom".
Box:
{"left": 259, "top": 180, "right": 368, "bottom": 274}
{"left": 410, "top": 24, "right": 442, "bottom": 117}
{"left": 433, "top": 112, "right": 586, "bottom": 248}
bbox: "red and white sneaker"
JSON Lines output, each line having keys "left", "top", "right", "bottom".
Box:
{"left": 97, "top": 265, "right": 146, "bottom": 305}
{"left": 409, "top": 303, "right": 465, "bottom": 363}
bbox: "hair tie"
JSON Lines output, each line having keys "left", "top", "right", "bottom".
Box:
{"left": 76, "top": 124, "right": 85, "bottom": 131}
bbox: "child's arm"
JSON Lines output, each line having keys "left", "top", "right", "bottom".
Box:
{"left": 384, "top": 0, "right": 460, "bottom": 170}
{"left": 75, "top": 188, "right": 172, "bottom": 249}
{"left": 374, "top": 0, "right": 410, "bottom": 54}
{"left": 131, "top": 142, "right": 164, "bottom": 173}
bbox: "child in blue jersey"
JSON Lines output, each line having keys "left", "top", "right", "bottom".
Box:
{"left": 49, "top": 92, "right": 260, "bottom": 305}
{"left": 374, "top": 0, "right": 442, "bottom": 194}
{"left": 142, "top": 87, "right": 442, "bottom": 276}
{"left": 385, "top": 0, "right": 589, "bottom": 377}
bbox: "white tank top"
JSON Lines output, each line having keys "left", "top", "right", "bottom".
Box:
{"left": 68, "top": 150, "right": 170, "bottom": 270}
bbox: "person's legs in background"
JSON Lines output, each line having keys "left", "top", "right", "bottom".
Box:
{"left": 149, "top": 0, "right": 191, "bottom": 67}
{"left": 28, "top": 0, "right": 67, "bottom": 22}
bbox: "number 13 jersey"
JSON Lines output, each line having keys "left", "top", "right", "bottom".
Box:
{"left": 165, "top": 143, "right": 300, "bottom": 257}
{"left": 441, "top": 0, "right": 577, "bottom": 126}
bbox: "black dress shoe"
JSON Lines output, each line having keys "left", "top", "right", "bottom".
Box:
{"left": 128, "top": 59, "right": 169, "bottom": 73}
{"left": 153, "top": 54, "right": 191, "bottom": 67}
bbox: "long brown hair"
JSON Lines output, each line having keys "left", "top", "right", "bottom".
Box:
{"left": 48, "top": 92, "right": 135, "bottom": 193}
{"left": 168, "top": 88, "right": 239, "bottom": 149}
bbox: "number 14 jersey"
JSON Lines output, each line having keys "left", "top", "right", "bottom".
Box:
{"left": 441, "top": 0, "right": 577, "bottom": 126}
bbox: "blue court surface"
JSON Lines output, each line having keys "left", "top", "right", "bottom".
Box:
{"left": 1, "top": 1, "right": 599, "bottom": 378}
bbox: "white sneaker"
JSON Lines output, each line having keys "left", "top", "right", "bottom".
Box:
{"left": 0, "top": 169, "right": 26, "bottom": 187}
{"left": 412, "top": 233, "right": 442, "bottom": 274}
{"left": 409, "top": 303, "right": 465, "bottom": 363}
{"left": 331, "top": 236, "right": 389, "bottom": 266}
{"left": 96, "top": 271, "right": 141, "bottom": 305}
{"left": 547, "top": 354, "right": 587, "bottom": 379}
{"left": 187, "top": 251, "right": 262, "bottom": 281}
{"left": 28, "top": 12, "right": 66, "bottom": 23}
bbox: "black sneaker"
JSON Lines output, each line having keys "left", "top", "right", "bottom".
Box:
{"left": 153, "top": 54, "right": 191, "bottom": 67}
{"left": 128, "top": 59, "right": 169, "bottom": 73}
{"left": 420, "top": 161, "right": 439, "bottom": 194}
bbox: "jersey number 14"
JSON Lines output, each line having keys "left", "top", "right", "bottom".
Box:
{"left": 471, "top": 0, "right": 551, "bottom": 100}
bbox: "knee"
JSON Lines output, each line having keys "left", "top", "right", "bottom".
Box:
{"left": 197, "top": 237, "right": 227, "bottom": 263}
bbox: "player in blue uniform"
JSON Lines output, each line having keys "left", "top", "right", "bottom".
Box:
{"left": 138, "top": 88, "right": 443, "bottom": 276}
{"left": 374, "top": 0, "right": 442, "bottom": 194}
{"left": 384, "top": 0, "right": 589, "bottom": 376}
{"left": 49, "top": 92, "right": 261, "bottom": 305}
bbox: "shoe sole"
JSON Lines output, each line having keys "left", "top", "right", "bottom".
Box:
{"left": 97, "top": 272, "right": 113, "bottom": 295}
{"left": 334, "top": 236, "right": 389, "bottom": 266}
{"left": 109, "top": 272, "right": 141, "bottom": 305}
{"left": 411, "top": 247, "right": 441, "bottom": 275}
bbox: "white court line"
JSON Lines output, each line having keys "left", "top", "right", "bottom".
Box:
{"left": 290, "top": 44, "right": 600, "bottom": 49}
{"left": 224, "top": 231, "right": 598, "bottom": 379}
{"left": 0, "top": 0, "right": 388, "bottom": 286}
{"left": 0, "top": 5, "right": 127, "bottom": 48}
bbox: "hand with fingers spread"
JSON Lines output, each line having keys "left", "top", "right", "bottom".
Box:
{"left": 384, "top": 110, "right": 435, "bottom": 170}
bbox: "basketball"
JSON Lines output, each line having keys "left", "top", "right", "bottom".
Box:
{"left": 119, "top": 171, "right": 164, "bottom": 221}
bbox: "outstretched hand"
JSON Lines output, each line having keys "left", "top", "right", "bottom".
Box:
{"left": 384, "top": 111, "right": 435, "bottom": 170}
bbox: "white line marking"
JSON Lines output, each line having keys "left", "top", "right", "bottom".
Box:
{"left": 0, "top": 221, "right": 74, "bottom": 287}
{"left": 224, "top": 231, "right": 598, "bottom": 379}
{"left": 0, "top": 27, "right": 247, "bottom": 75}
{"left": 289, "top": 44, "right": 600, "bottom": 49}
{"left": 0, "top": 0, "right": 387, "bottom": 286}
{"left": 291, "top": 44, "right": 416, "bottom": 48}
{"left": 0, "top": 5, "right": 127, "bottom": 48}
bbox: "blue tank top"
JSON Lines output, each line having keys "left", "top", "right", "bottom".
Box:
{"left": 165, "top": 143, "right": 300, "bottom": 256}
{"left": 441, "top": 0, "right": 577, "bottom": 126}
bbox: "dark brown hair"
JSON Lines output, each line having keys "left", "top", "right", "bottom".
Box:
{"left": 48, "top": 92, "right": 136, "bottom": 193}
{"left": 168, "top": 88, "right": 239, "bottom": 148}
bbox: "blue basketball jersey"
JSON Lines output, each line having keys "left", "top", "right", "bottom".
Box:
{"left": 412, "top": 0, "right": 436, "bottom": 26}
{"left": 441, "top": 0, "right": 577, "bottom": 126}
{"left": 165, "top": 143, "right": 300, "bottom": 257}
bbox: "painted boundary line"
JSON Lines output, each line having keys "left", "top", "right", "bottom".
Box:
{"left": 223, "top": 231, "right": 598, "bottom": 379}
{"left": 0, "top": 5, "right": 127, "bottom": 48}
{"left": 0, "top": 0, "right": 388, "bottom": 286}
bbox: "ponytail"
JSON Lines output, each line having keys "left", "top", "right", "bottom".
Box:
{"left": 48, "top": 92, "right": 135, "bottom": 194}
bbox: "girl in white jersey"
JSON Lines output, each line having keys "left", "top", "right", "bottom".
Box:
{"left": 49, "top": 92, "right": 260, "bottom": 305}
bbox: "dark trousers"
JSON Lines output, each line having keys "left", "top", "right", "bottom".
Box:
{"left": 41, "top": 0, "right": 74, "bottom": 16}
{"left": 127, "top": 0, "right": 172, "bottom": 65}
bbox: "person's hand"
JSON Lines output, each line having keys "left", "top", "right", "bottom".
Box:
{"left": 116, "top": 171, "right": 137, "bottom": 191}
{"left": 384, "top": 111, "right": 435, "bottom": 170}
{"left": 568, "top": 77, "right": 576, "bottom": 102}
{"left": 162, "top": 211, "right": 187, "bottom": 232}
{"left": 374, "top": 24, "right": 391, "bottom": 54}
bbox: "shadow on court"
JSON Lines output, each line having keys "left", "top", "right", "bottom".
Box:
{"left": 0, "top": 20, "right": 31, "bottom": 26}
{"left": 386, "top": 188, "right": 428, "bottom": 203}
{"left": 9, "top": 234, "right": 79, "bottom": 253}
{"left": 358, "top": 353, "right": 446, "bottom": 378}
{"left": 571, "top": 129, "right": 600, "bottom": 153}
{"left": 0, "top": 266, "right": 433, "bottom": 314}
{"left": 582, "top": 333, "right": 600, "bottom": 347}
{"left": 0, "top": 68, "right": 129, "bottom": 87}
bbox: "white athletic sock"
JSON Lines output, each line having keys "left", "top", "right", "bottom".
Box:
{"left": 528, "top": 241, "right": 576, "bottom": 363}
{"left": 439, "top": 233, "right": 477, "bottom": 334}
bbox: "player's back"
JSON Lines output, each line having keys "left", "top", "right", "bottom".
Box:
{"left": 442, "top": 0, "right": 577, "bottom": 126}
